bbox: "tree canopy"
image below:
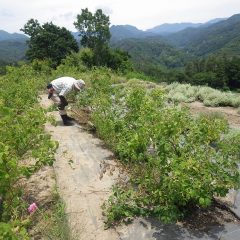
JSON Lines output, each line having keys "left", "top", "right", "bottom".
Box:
{"left": 74, "top": 8, "right": 111, "bottom": 50}
{"left": 21, "top": 19, "right": 79, "bottom": 67}
{"left": 74, "top": 8, "right": 132, "bottom": 72}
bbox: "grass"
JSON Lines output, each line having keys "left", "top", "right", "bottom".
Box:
{"left": 28, "top": 192, "right": 71, "bottom": 240}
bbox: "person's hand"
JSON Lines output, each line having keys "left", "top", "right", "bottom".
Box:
{"left": 48, "top": 92, "right": 53, "bottom": 99}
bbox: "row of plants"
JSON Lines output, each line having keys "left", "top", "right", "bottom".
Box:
{"left": 112, "top": 79, "right": 240, "bottom": 108}
{"left": 0, "top": 64, "right": 57, "bottom": 239}
{"left": 75, "top": 68, "right": 240, "bottom": 225}
{"left": 165, "top": 82, "right": 240, "bottom": 107}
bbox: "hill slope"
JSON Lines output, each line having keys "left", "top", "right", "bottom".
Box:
{"left": 110, "top": 18, "right": 225, "bottom": 41}
{"left": 0, "top": 30, "right": 28, "bottom": 41}
{"left": 146, "top": 23, "right": 202, "bottom": 35}
{"left": 165, "top": 14, "right": 240, "bottom": 56}
{"left": 110, "top": 25, "right": 156, "bottom": 42}
{"left": 111, "top": 37, "right": 191, "bottom": 69}
{"left": 0, "top": 30, "right": 28, "bottom": 64}
{"left": 0, "top": 39, "right": 27, "bottom": 63}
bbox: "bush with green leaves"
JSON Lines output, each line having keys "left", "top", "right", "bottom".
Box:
{"left": 0, "top": 64, "right": 57, "bottom": 238}
{"left": 21, "top": 19, "right": 79, "bottom": 67}
{"left": 77, "top": 78, "right": 240, "bottom": 225}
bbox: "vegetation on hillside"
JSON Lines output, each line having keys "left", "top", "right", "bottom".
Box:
{"left": 2, "top": 13, "right": 240, "bottom": 92}
{"left": 111, "top": 37, "right": 191, "bottom": 68}
{"left": 1, "top": 8, "right": 240, "bottom": 237}
{"left": 110, "top": 14, "right": 240, "bottom": 88}
{"left": 165, "top": 14, "right": 240, "bottom": 55}
{"left": 21, "top": 19, "right": 79, "bottom": 67}
{"left": 0, "top": 64, "right": 57, "bottom": 238}
{"left": 183, "top": 56, "right": 240, "bottom": 89}
{"left": 74, "top": 8, "right": 133, "bottom": 72}
{"left": 72, "top": 67, "right": 240, "bottom": 225}
{"left": 0, "top": 39, "right": 27, "bottom": 63}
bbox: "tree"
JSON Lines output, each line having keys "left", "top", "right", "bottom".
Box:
{"left": 225, "top": 57, "right": 240, "bottom": 89}
{"left": 74, "top": 8, "right": 111, "bottom": 66}
{"left": 74, "top": 9, "right": 132, "bottom": 72}
{"left": 21, "top": 19, "right": 79, "bottom": 67}
{"left": 74, "top": 8, "right": 111, "bottom": 50}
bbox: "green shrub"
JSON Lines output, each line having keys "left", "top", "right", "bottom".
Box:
{"left": 165, "top": 82, "right": 240, "bottom": 107}
{"left": 76, "top": 77, "right": 240, "bottom": 225}
{"left": 0, "top": 64, "right": 57, "bottom": 237}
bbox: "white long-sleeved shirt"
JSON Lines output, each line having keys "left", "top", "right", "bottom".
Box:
{"left": 51, "top": 77, "right": 77, "bottom": 96}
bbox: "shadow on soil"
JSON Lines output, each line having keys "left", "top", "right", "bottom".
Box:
{"left": 120, "top": 204, "right": 240, "bottom": 240}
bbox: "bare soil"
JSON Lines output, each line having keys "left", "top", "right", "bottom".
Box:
{"left": 184, "top": 101, "right": 240, "bottom": 128}
{"left": 40, "top": 95, "right": 120, "bottom": 240}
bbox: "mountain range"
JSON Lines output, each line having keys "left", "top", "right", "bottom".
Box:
{"left": 110, "top": 14, "right": 240, "bottom": 69}
{"left": 0, "top": 14, "right": 239, "bottom": 68}
{"left": 0, "top": 30, "right": 28, "bottom": 63}
{"left": 109, "top": 17, "right": 226, "bottom": 41}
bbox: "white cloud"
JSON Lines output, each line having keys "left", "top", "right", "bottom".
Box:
{"left": 0, "top": 0, "right": 239, "bottom": 33}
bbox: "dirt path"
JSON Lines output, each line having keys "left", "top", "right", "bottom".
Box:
{"left": 40, "top": 95, "right": 120, "bottom": 240}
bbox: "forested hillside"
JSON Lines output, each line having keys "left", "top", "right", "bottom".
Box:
{"left": 109, "top": 18, "right": 224, "bottom": 40}
{"left": 110, "top": 14, "right": 240, "bottom": 86}
{"left": 1, "top": 13, "right": 240, "bottom": 89}
{"left": 165, "top": 14, "right": 240, "bottom": 56}
{"left": 0, "top": 39, "right": 27, "bottom": 63}
{"left": 0, "top": 31, "right": 28, "bottom": 65}
{"left": 0, "top": 30, "right": 28, "bottom": 41}
{"left": 110, "top": 25, "right": 156, "bottom": 42}
{"left": 111, "top": 37, "right": 192, "bottom": 79}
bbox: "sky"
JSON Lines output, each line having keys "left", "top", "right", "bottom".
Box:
{"left": 1, "top": 0, "right": 240, "bottom": 33}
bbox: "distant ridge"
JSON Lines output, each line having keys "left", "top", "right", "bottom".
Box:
{"left": 164, "top": 14, "right": 240, "bottom": 56}
{"left": 110, "top": 25, "right": 156, "bottom": 42}
{"left": 0, "top": 14, "right": 238, "bottom": 65}
{"left": 146, "top": 23, "right": 202, "bottom": 35}
{"left": 109, "top": 18, "right": 226, "bottom": 41}
{"left": 146, "top": 18, "right": 226, "bottom": 35}
{"left": 0, "top": 30, "right": 28, "bottom": 41}
{"left": 0, "top": 30, "right": 28, "bottom": 63}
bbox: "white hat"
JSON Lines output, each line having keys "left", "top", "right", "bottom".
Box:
{"left": 74, "top": 79, "right": 85, "bottom": 90}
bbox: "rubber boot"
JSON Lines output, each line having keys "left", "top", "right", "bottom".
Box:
{"left": 61, "top": 115, "right": 74, "bottom": 126}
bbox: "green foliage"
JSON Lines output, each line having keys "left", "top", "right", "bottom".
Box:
{"left": 165, "top": 82, "right": 240, "bottom": 107}
{"left": 0, "top": 64, "right": 57, "bottom": 237}
{"left": 77, "top": 48, "right": 95, "bottom": 68}
{"left": 77, "top": 76, "right": 240, "bottom": 225}
{"left": 111, "top": 37, "right": 190, "bottom": 71}
{"left": 0, "top": 39, "right": 27, "bottom": 64}
{"left": 225, "top": 57, "right": 240, "bottom": 88}
{"left": 166, "top": 14, "right": 240, "bottom": 57}
{"left": 29, "top": 195, "right": 71, "bottom": 240}
{"left": 74, "top": 8, "right": 111, "bottom": 50}
{"left": 191, "top": 72, "right": 217, "bottom": 86}
{"left": 21, "top": 19, "right": 79, "bottom": 67}
{"left": 184, "top": 55, "right": 240, "bottom": 89}
{"left": 0, "top": 222, "right": 29, "bottom": 240}
{"left": 74, "top": 9, "right": 132, "bottom": 72}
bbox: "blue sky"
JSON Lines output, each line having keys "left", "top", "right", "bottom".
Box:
{"left": 0, "top": 0, "right": 240, "bottom": 33}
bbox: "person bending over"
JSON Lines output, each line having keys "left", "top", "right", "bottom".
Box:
{"left": 47, "top": 76, "right": 85, "bottom": 126}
